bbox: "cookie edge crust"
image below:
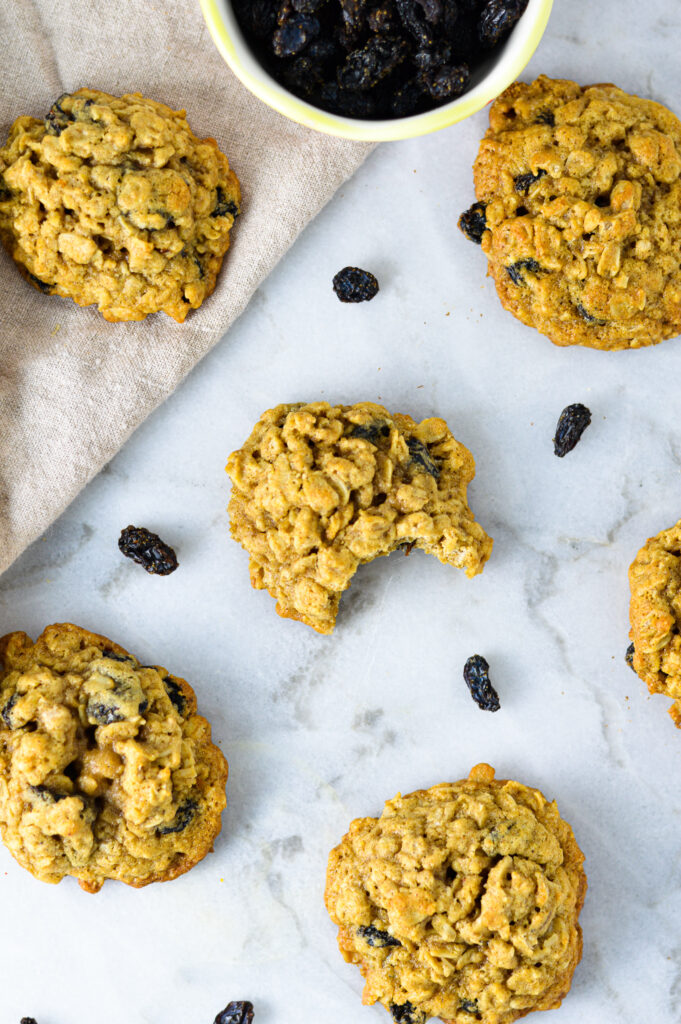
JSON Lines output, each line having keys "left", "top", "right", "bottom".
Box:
{"left": 473, "top": 75, "right": 681, "bottom": 352}
{"left": 324, "top": 763, "right": 587, "bottom": 1024}
{"left": 0, "top": 622, "right": 229, "bottom": 892}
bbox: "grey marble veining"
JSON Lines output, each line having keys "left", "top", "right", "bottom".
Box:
{"left": 3, "top": 0, "right": 681, "bottom": 1021}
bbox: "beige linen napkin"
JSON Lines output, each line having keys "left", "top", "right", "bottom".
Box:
{"left": 0, "top": 0, "right": 372, "bottom": 576}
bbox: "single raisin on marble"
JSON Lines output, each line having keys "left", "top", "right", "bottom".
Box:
{"left": 553, "top": 403, "right": 592, "bottom": 457}
{"left": 21, "top": 1018, "right": 39, "bottom": 1024}
{"left": 478, "top": 0, "right": 528, "bottom": 47}
{"left": 625, "top": 643, "right": 635, "bottom": 671}
{"left": 458, "top": 201, "right": 487, "bottom": 244}
{"left": 332, "top": 266, "right": 379, "bottom": 302}
{"left": 513, "top": 168, "right": 546, "bottom": 194}
{"left": 118, "top": 525, "right": 179, "bottom": 575}
{"left": 390, "top": 1002, "right": 427, "bottom": 1024}
{"left": 463, "top": 654, "right": 500, "bottom": 712}
{"left": 506, "top": 257, "right": 541, "bottom": 285}
{"left": 358, "top": 924, "right": 402, "bottom": 947}
{"left": 157, "top": 798, "right": 198, "bottom": 836}
{"left": 214, "top": 1002, "right": 255, "bottom": 1024}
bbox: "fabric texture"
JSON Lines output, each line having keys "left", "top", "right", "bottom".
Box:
{"left": 0, "top": 0, "right": 372, "bottom": 576}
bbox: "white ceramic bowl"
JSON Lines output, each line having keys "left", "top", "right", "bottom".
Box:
{"left": 200, "top": 0, "right": 553, "bottom": 141}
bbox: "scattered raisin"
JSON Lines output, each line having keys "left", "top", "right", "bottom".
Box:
{"left": 459, "top": 1000, "right": 479, "bottom": 1014}
{"left": 506, "top": 258, "right": 541, "bottom": 285}
{"left": 479, "top": 0, "right": 528, "bottom": 47}
{"left": 513, "top": 168, "right": 546, "bottom": 194}
{"left": 406, "top": 437, "right": 440, "bottom": 478}
{"left": 553, "top": 403, "right": 592, "bottom": 457}
{"left": 118, "top": 525, "right": 179, "bottom": 575}
{"left": 333, "top": 266, "right": 379, "bottom": 302}
{"left": 458, "top": 201, "right": 487, "bottom": 244}
{"left": 390, "top": 1002, "right": 427, "bottom": 1024}
{"left": 625, "top": 643, "right": 635, "bottom": 671}
{"left": 463, "top": 654, "right": 500, "bottom": 712}
{"left": 214, "top": 1002, "right": 255, "bottom": 1024}
{"left": 358, "top": 924, "right": 402, "bottom": 946}
{"left": 157, "top": 799, "right": 198, "bottom": 835}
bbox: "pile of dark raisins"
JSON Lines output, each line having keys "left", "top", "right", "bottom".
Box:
{"left": 233, "top": 0, "right": 529, "bottom": 120}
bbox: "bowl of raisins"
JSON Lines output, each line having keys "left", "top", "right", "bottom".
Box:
{"left": 200, "top": 0, "right": 552, "bottom": 140}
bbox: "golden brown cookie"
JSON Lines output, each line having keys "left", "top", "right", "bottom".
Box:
{"left": 325, "top": 764, "right": 587, "bottom": 1024}
{"left": 225, "top": 401, "right": 493, "bottom": 634}
{"left": 461, "top": 75, "right": 681, "bottom": 350}
{"left": 628, "top": 519, "right": 681, "bottom": 725}
{"left": 0, "top": 623, "right": 228, "bottom": 891}
{"left": 0, "top": 89, "right": 240, "bottom": 322}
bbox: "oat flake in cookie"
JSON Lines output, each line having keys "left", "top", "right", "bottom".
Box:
{"left": 464, "top": 75, "right": 681, "bottom": 350}
{"left": 225, "top": 401, "right": 492, "bottom": 634}
{"left": 0, "top": 624, "right": 228, "bottom": 891}
{"left": 0, "top": 89, "right": 240, "bottom": 322}
{"left": 325, "top": 764, "right": 586, "bottom": 1024}
{"left": 628, "top": 519, "right": 681, "bottom": 726}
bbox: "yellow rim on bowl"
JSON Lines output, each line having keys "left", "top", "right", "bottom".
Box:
{"left": 200, "top": 0, "right": 553, "bottom": 141}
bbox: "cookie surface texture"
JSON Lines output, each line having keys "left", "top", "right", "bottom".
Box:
{"left": 629, "top": 518, "right": 681, "bottom": 725}
{"left": 0, "top": 89, "right": 240, "bottom": 321}
{"left": 325, "top": 764, "right": 587, "bottom": 1024}
{"left": 0, "top": 623, "right": 228, "bottom": 891}
{"left": 225, "top": 401, "right": 493, "bottom": 634}
{"left": 472, "top": 75, "right": 681, "bottom": 350}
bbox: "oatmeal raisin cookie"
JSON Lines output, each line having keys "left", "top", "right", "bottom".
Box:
{"left": 628, "top": 518, "right": 681, "bottom": 725}
{"left": 225, "top": 401, "right": 492, "bottom": 634}
{"left": 0, "top": 89, "right": 240, "bottom": 321}
{"left": 325, "top": 764, "right": 586, "bottom": 1024}
{"left": 0, "top": 623, "right": 228, "bottom": 891}
{"left": 462, "top": 75, "right": 681, "bottom": 350}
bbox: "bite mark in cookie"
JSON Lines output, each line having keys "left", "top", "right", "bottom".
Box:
{"left": 225, "top": 401, "right": 492, "bottom": 634}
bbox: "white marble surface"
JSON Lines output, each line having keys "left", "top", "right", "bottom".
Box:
{"left": 3, "top": 1, "right": 681, "bottom": 1021}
